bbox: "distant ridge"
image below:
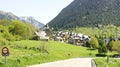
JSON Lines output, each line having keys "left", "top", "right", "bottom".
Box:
{"left": 19, "top": 16, "right": 44, "bottom": 28}
{"left": 0, "top": 10, "right": 44, "bottom": 28}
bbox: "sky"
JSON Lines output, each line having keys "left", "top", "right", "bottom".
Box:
{"left": 0, "top": 0, "right": 73, "bottom": 24}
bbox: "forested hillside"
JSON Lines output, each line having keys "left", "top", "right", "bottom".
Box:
{"left": 49, "top": 0, "right": 120, "bottom": 30}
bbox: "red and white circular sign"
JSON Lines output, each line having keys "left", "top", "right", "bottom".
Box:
{"left": 2, "top": 47, "right": 9, "bottom": 56}
{"left": 3, "top": 48, "right": 8, "bottom": 54}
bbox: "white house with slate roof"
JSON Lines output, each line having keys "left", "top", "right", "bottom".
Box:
{"left": 35, "top": 31, "right": 49, "bottom": 41}
{"left": 35, "top": 24, "right": 51, "bottom": 41}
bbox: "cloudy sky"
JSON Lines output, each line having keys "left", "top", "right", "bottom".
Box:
{"left": 0, "top": 0, "right": 73, "bottom": 24}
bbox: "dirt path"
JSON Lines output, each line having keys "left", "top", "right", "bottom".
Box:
{"left": 27, "top": 58, "right": 95, "bottom": 67}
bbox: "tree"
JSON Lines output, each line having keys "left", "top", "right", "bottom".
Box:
{"left": 0, "top": 36, "right": 7, "bottom": 46}
{"left": 0, "top": 19, "right": 36, "bottom": 41}
{"left": 0, "top": 25, "right": 8, "bottom": 33}
{"left": 0, "top": 25, "right": 14, "bottom": 41}
{"left": 11, "top": 20, "right": 36, "bottom": 40}
{"left": 98, "top": 38, "right": 107, "bottom": 54}
{"left": 89, "top": 36, "right": 99, "bottom": 49}
{"left": 11, "top": 20, "right": 27, "bottom": 39}
{"left": 25, "top": 23, "right": 36, "bottom": 39}
{"left": 0, "top": 19, "right": 11, "bottom": 26}
{"left": 108, "top": 40, "right": 114, "bottom": 51}
{"left": 112, "top": 41, "right": 120, "bottom": 54}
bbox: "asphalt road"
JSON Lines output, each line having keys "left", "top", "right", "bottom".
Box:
{"left": 27, "top": 58, "right": 95, "bottom": 67}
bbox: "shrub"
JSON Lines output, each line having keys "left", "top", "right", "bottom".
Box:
{"left": 89, "top": 36, "right": 99, "bottom": 49}
{"left": 96, "top": 53, "right": 107, "bottom": 57}
{"left": 14, "top": 35, "right": 22, "bottom": 41}
{"left": 112, "top": 41, "right": 120, "bottom": 53}
{"left": 38, "top": 44, "right": 49, "bottom": 54}
{"left": 0, "top": 36, "right": 7, "bottom": 46}
{"left": 2, "top": 32, "right": 15, "bottom": 41}
{"left": 98, "top": 38, "right": 107, "bottom": 54}
{"left": 30, "top": 35, "right": 39, "bottom": 40}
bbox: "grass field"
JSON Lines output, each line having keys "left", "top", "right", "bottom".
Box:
{"left": 69, "top": 26, "right": 120, "bottom": 38}
{"left": 95, "top": 58, "right": 120, "bottom": 67}
{"left": 0, "top": 40, "right": 119, "bottom": 67}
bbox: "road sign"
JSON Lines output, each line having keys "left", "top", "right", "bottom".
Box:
{"left": 2, "top": 47, "right": 10, "bottom": 56}
{"left": 1, "top": 47, "right": 10, "bottom": 64}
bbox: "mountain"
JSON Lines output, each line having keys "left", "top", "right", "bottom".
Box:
{"left": 0, "top": 10, "right": 19, "bottom": 20}
{"left": 19, "top": 16, "right": 44, "bottom": 28}
{"left": 49, "top": 0, "right": 120, "bottom": 30}
{"left": 0, "top": 10, "right": 44, "bottom": 28}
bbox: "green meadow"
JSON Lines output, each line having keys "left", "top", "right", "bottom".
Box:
{"left": 69, "top": 26, "right": 120, "bottom": 38}
{"left": 95, "top": 58, "right": 120, "bottom": 67}
{"left": 0, "top": 40, "right": 119, "bottom": 67}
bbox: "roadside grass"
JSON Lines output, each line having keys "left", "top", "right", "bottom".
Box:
{"left": 94, "top": 58, "right": 120, "bottom": 67}
{"left": 0, "top": 40, "right": 118, "bottom": 67}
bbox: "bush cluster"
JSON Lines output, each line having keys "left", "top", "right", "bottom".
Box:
{"left": 0, "top": 19, "right": 36, "bottom": 41}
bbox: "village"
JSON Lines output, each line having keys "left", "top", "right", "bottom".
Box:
{"left": 35, "top": 24, "right": 91, "bottom": 47}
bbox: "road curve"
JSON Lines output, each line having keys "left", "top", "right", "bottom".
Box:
{"left": 27, "top": 58, "right": 94, "bottom": 67}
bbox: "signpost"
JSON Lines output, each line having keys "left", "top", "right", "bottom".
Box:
{"left": 1, "top": 47, "right": 10, "bottom": 64}
{"left": 105, "top": 38, "right": 110, "bottom": 67}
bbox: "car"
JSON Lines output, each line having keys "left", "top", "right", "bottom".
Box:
{"left": 112, "top": 54, "right": 120, "bottom": 58}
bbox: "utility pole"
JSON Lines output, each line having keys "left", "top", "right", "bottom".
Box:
{"left": 115, "top": 26, "right": 118, "bottom": 41}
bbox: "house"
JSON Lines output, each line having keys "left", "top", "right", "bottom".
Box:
{"left": 68, "top": 33, "right": 90, "bottom": 46}
{"left": 53, "top": 31, "right": 91, "bottom": 46}
{"left": 35, "top": 24, "right": 52, "bottom": 41}
{"left": 68, "top": 36, "right": 74, "bottom": 44}
{"left": 68, "top": 33, "right": 84, "bottom": 45}
{"left": 35, "top": 31, "right": 49, "bottom": 41}
{"left": 73, "top": 36, "right": 84, "bottom": 46}
{"left": 54, "top": 36, "right": 64, "bottom": 42}
{"left": 44, "top": 24, "right": 52, "bottom": 36}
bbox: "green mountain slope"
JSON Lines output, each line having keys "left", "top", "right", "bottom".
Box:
{"left": 49, "top": 0, "right": 120, "bottom": 30}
